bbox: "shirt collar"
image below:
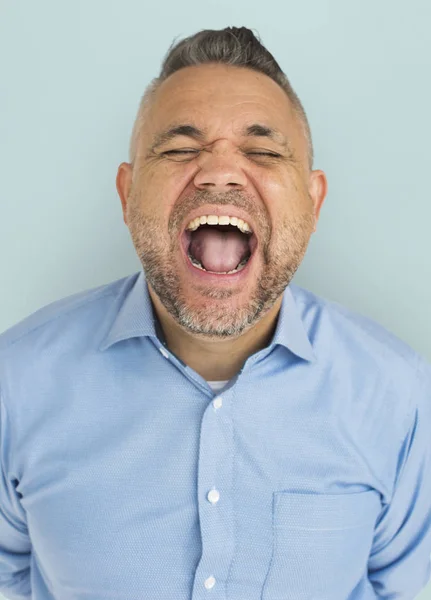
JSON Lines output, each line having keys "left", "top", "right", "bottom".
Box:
{"left": 99, "top": 269, "right": 316, "bottom": 363}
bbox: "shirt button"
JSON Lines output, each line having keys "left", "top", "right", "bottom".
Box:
{"left": 213, "top": 397, "right": 223, "bottom": 409}
{"left": 204, "top": 575, "right": 216, "bottom": 589}
{"left": 207, "top": 489, "right": 220, "bottom": 504}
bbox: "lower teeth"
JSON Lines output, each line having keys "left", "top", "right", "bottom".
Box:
{"left": 188, "top": 255, "right": 249, "bottom": 274}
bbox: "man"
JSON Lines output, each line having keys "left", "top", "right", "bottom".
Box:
{"left": 0, "top": 26, "right": 430, "bottom": 600}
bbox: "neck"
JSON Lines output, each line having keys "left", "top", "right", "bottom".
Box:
{"left": 148, "top": 286, "right": 283, "bottom": 381}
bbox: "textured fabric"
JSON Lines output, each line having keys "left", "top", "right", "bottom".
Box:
{"left": 0, "top": 269, "right": 430, "bottom": 600}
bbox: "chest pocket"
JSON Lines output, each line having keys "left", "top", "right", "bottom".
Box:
{"left": 261, "top": 490, "right": 381, "bottom": 600}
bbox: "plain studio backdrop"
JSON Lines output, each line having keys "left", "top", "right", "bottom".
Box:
{"left": 0, "top": 1, "right": 430, "bottom": 598}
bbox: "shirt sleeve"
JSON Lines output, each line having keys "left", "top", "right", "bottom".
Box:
{"left": 367, "top": 356, "right": 431, "bottom": 599}
{"left": 0, "top": 389, "right": 32, "bottom": 600}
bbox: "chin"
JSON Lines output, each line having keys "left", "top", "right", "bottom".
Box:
{"left": 173, "top": 288, "right": 264, "bottom": 338}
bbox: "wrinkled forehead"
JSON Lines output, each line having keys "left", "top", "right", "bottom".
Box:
{"left": 144, "top": 64, "right": 300, "bottom": 143}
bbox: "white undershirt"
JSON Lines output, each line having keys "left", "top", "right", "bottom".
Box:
{"left": 207, "top": 380, "right": 229, "bottom": 392}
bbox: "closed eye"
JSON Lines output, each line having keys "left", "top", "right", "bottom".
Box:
{"left": 162, "top": 149, "right": 198, "bottom": 155}
{"left": 162, "top": 150, "right": 281, "bottom": 157}
{"left": 247, "top": 152, "right": 281, "bottom": 157}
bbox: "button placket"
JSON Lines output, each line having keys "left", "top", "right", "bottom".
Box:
{"left": 204, "top": 395, "right": 223, "bottom": 590}
{"left": 195, "top": 389, "right": 236, "bottom": 595}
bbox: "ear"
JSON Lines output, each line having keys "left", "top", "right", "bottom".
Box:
{"left": 116, "top": 162, "right": 133, "bottom": 226}
{"left": 308, "top": 169, "right": 328, "bottom": 233}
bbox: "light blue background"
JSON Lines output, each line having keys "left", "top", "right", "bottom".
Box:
{"left": 0, "top": 1, "right": 430, "bottom": 598}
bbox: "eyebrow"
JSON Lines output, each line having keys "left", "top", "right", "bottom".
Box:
{"left": 149, "top": 123, "right": 290, "bottom": 152}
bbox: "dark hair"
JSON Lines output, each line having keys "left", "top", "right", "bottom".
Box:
{"left": 130, "top": 27, "right": 313, "bottom": 169}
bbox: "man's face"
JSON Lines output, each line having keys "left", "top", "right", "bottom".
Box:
{"left": 121, "top": 64, "right": 325, "bottom": 338}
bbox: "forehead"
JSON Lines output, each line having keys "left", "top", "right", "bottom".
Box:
{"left": 146, "top": 64, "right": 298, "bottom": 138}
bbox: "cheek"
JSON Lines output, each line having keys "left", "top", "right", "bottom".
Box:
{"left": 265, "top": 175, "right": 312, "bottom": 220}
{"left": 138, "top": 164, "right": 185, "bottom": 217}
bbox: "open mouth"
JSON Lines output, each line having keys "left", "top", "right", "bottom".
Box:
{"left": 181, "top": 215, "right": 258, "bottom": 277}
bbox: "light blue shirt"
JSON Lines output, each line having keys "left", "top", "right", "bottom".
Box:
{"left": 0, "top": 269, "right": 430, "bottom": 600}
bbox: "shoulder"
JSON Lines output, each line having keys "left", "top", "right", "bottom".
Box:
{"left": 0, "top": 272, "right": 139, "bottom": 359}
{"left": 289, "top": 283, "right": 429, "bottom": 428}
{"left": 290, "top": 282, "right": 423, "bottom": 373}
{"left": 290, "top": 283, "right": 431, "bottom": 461}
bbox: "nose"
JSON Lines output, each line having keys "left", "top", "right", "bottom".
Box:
{"left": 193, "top": 144, "right": 248, "bottom": 192}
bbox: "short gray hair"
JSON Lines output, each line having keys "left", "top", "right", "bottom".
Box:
{"left": 129, "top": 26, "right": 314, "bottom": 170}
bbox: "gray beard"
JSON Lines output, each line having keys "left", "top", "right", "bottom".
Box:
{"left": 126, "top": 189, "right": 314, "bottom": 338}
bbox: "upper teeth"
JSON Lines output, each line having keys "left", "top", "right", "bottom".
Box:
{"left": 186, "top": 215, "right": 252, "bottom": 234}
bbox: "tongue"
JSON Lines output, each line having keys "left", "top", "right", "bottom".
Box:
{"left": 189, "top": 228, "right": 250, "bottom": 272}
